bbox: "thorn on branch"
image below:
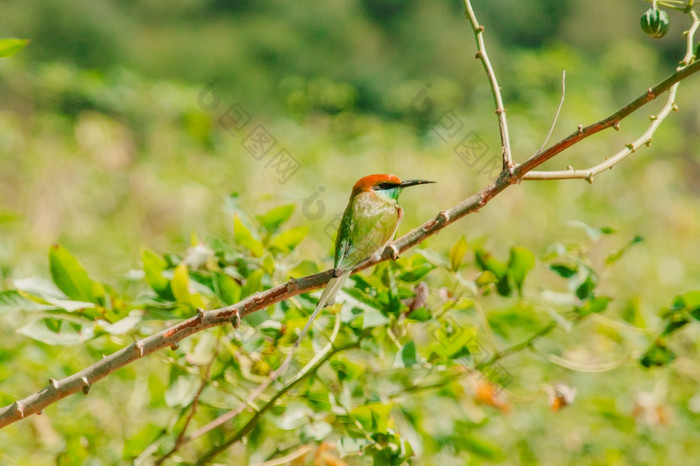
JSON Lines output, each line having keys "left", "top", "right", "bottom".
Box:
{"left": 477, "top": 25, "right": 485, "bottom": 33}
{"left": 48, "top": 378, "right": 58, "bottom": 390}
{"left": 645, "top": 139, "right": 653, "bottom": 147}
{"left": 495, "top": 108, "right": 506, "bottom": 115}
{"left": 287, "top": 277, "right": 299, "bottom": 292}
{"left": 170, "top": 343, "right": 179, "bottom": 351}
{"left": 134, "top": 340, "right": 145, "bottom": 357}
{"left": 14, "top": 401, "right": 24, "bottom": 419}
{"left": 613, "top": 121, "right": 621, "bottom": 131}
{"left": 626, "top": 143, "right": 636, "bottom": 152}
{"left": 475, "top": 51, "right": 482, "bottom": 59}
{"left": 196, "top": 308, "right": 206, "bottom": 320}
{"left": 649, "top": 115, "right": 658, "bottom": 121}
{"left": 672, "top": 103, "right": 679, "bottom": 112}
{"left": 585, "top": 174, "right": 594, "bottom": 184}
{"left": 81, "top": 377, "right": 91, "bottom": 395}
{"left": 577, "top": 124, "right": 583, "bottom": 134}
{"left": 389, "top": 244, "right": 400, "bottom": 261}
{"left": 647, "top": 88, "right": 656, "bottom": 99}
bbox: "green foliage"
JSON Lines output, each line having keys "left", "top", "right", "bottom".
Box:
{"left": 0, "top": 38, "right": 29, "bottom": 57}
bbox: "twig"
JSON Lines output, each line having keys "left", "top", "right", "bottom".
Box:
{"left": 524, "top": 12, "right": 699, "bottom": 181}
{"left": 0, "top": 56, "right": 697, "bottom": 429}
{"left": 154, "top": 332, "right": 222, "bottom": 465}
{"left": 194, "top": 334, "right": 366, "bottom": 464}
{"left": 538, "top": 70, "right": 567, "bottom": 153}
{"left": 463, "top": 0, "right": 514, "bottom": 171}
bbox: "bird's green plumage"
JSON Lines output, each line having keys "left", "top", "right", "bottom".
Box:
{"left": 334, "top": 190, "right": 402, "bottom": 271}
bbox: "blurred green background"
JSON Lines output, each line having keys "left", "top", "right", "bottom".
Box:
{"left": 1, "top": 0, "right": 699, "bottom": 463}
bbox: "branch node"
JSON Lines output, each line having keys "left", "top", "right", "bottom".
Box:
{"left": 613, "top": 121, "right": 621, "bottom": 131}
{"left": 475, "top": 51, "right": 482, "bottom": 59}
{"left": 438, "top": 210, "right": 450, "bottom": 223}
{"left": 287, "top": 277, "right": 299, "bottom": 292}
{"left": 477, "top": 25, "right": 485, "bottom": 33}
{"left": 495, "top": 108, "right": 505, "bottom": 115}
{"left": 649, "top": 114, "right": 658, "bottom": 121}
{"left": 585, "top": 174, "right": 594, "bottom": 184}
{"left": 196, "top": 308, "right": 206, "bottom": 320}
{"left": 48, "top": 378, "right": 59, "bottom": 390}
{"left": 170, "top": 342, "right": 179, "bottom": 351}
{"left": 14, "top": 401, "right": 24, "bottom": 419}
{"left": 577, "top": 124, "right": 583, "bottom": 134}
{"left": 645, "top": 139, "right": 653, "bottom": 147}
{"left": 672, "top": 103, "right": 679, "bottom": 112}
{"left": 81, "top": 377, "right": 91, "bottom": 395}
{"left": 231, "top": 309, "right": 242, "bottom": 329}
{"left": 647, "top": 88, "right": 655, "bottom": 99}
{"left": 625, "top": 143, "right": 636, "bottom": 152}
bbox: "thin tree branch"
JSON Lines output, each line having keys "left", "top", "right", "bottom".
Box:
{"left": 194, "top": 334, "right": 366, "bottom": 465}
{"left": 538, "top": 70, "right": 567, "bottom": 153}
{"left": 463, "top": 0, "right": 515, "bottom": 171}
{"left": 1, "top": 18, "right": 699, "bottom": 432}
{"left": 524, "top": 11, "right": 699, "bottom": 181}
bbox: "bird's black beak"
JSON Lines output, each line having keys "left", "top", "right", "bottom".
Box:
{"left": 399, "top": 179, "right": 435, "bottom": 189}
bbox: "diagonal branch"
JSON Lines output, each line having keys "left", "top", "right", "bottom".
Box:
{"left": 524, "top": 10, "right": 699, "bottom": 181}
{"left": 463, "top": 0, "right": 514, "bottom": 171}
{"left": 1, "top": 25, "right": 699, "bottom": 433}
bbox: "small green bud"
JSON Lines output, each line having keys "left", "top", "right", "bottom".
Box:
{"left": 640, "top": 8, "right": 670, "bottom": 39}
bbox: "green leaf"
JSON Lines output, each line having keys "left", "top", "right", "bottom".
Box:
{"left": 337, "top": 437, "right": 370, "bottom": 457}
{"left": 0, "top": 290, "right": 53, "bottom": 313}
{"left": 576, "top": 276, "right": 596, "bottom": 300}
{"left": 550, "top": 263, "right": 577, "bottom": 278}
{"left": 394, "top": 341, "right": 419, "bottom": 368}
{"left": 212, "top": 271, "right": 241, "bottom": 305}
{"left": 578, "top": 296, "right": 611, "bottom": 316}
{"left": 640, "top": 341, "right": 675, "bottom": 368}
{"left": 141, "top": 248, "right": 173, "bottom": 300}
{"left": 234, "top": 214, "right": 264, "bottom": 256}
{"left": 397, "top": 263, "right": 434, "bottom": 282}
{"left": 171, "top": 263, "right": 192, "bottom": 305}
{"left": 256, "top": 204, "right": 295, "bottom": 232}
{"left": 508, "top": 246, "right": 535, "bottom": 296}
{"left": 0, "top": 38, "right": 29, "bottom": 58}
{"left": 449, "top": 236, "right": 468, "bottom": 271}
{"left": 164, "top": 376, "right": 199, "bottom": 407}
{"left": 269, "top": 226, "right": 309, "bottom": 252}
{"left": 605, "top": 235, "right": 644, "bottom": 265}
{"left": 49, "top": 244, "right": 102, "bottom": 303}
{"left": 474, "top": 248, "right": 507, "bottom": 279}
{"left": 350, "top": 403, "right": 393, "bottom": 433}
{"left": 362, "top": 306, "right": 390, "bottom": 329}
{"left": 19, "top": 317, "right": 95, "bottom": 345}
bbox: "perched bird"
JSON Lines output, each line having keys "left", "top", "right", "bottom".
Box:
{"left": 273, "top": 174, "right": 434, "bottom": 378}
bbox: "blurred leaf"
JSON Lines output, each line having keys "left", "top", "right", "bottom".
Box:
{"left": 362, "top": 306, "right": 390, "bottom": 329}
{"left": 0, "top": 38, "right": 29, "bottom": 57}
{"left": 171, "top": 263, "right": 194, "bottom": 306}
{"left": 605, "top": 235, "right": 644, "bottom": 265}
{"left": 49, "top": 244, "right": 103, "bottom": 303}
{"left": 18, "top": 317, "right": 95, "bottom": 345}
{"left": 0, "top": 290, "right": 53, "bottom": 313}
{"left": 394, "top": 341, "right": 419, "bottom": 368}
{"left": 269, "top": 226, "right": 309, "bottom": 252}
{"left": 508, "top": 246, "right": 535, "bottom": 296}
{"left": 337, "top": 437, "right": 370, "bottom": 457}
{"left": 97, "top": 314, "right": 141, "bottom": 335}
{"left": 475, "top": 270, "right": 498, "bottom": 287}
{"left": 550, "top": 263, "right": 577, "bottom": 278}
{"left": 186, "top": 333, "right": 217, "bottom": 366}
{"left": 212, "top": 271, "right": 241, "bottom": 305}
{"left": 449, "top": 236, "right": 468, "bottom": 271}
{"left": 640, "top": 341, "right": 675, "bottom": 368}
{"left": 241, "top": 268, "right": 264, "bottom": 298}
{"left": 576, "top": 276, "right": 596, "bottom": 300}
{"left": 141, "top": 248, "right": 173, "bottom": 300}
{"left": 256, "top": 204, "right": 295, "bottom": 232}
{"left": 397, "top": 263, "right": 434, "bottom": 282}
{"left": 350, "top": 402, "right": 393, "bottom": 433}
{"left": 164, "top": 376, "right": 199, "bottom": 407}
{"left": 234, "top": 214, "right": 264, "bottom": 257}
{"left": 578, "top": 296, "right": 611, "bottom": 316}
{"left": 475, "top": 248, "right": 507, "bottom": 279}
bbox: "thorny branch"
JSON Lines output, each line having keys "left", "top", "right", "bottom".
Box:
{"left": 463, "top": 0, "right": 514, "bottom": 171}
{"left": 1, "top": 1, "right": 699, "bottom": 439}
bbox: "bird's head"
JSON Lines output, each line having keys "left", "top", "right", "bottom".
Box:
{"left": 352, "top": 174, "right": 434, "bottom": 201}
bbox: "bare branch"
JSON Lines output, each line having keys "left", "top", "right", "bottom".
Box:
{"left": 463, "top": 0, "right": 514, "bottom": 171}
{"left": 523, "top": 12, "right": 699, "bottom": 181}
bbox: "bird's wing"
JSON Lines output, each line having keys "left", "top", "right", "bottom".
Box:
{"left": 337, "top": 196, "right": 400, "bottom": 270}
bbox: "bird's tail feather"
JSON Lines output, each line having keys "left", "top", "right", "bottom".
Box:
{"left": 271, "top": 271, "right": 350, "bottom": 380}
